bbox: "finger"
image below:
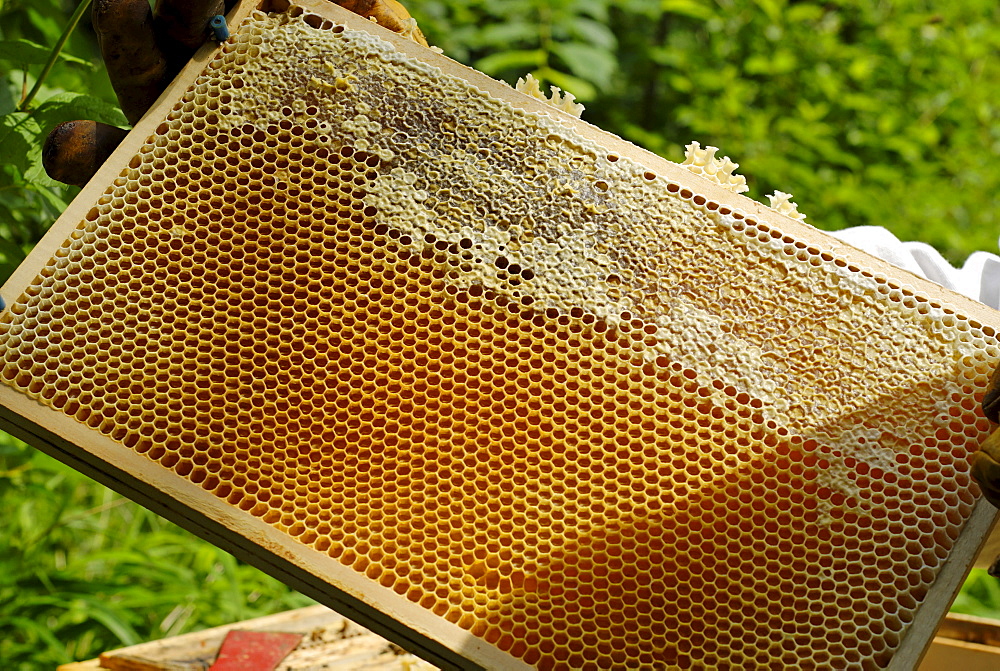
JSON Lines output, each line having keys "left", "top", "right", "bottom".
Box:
{"left": 42, "top": 121, "right": 129, "bottom": 187}
{"left": 984, "top": 366, "right": 1000, "bottom": 423}
{"left": 374, "top": 0, "right": 428, "bottom": 45}
{"left": 93, "top": 0, "right": 171, "bottom": 125}
{"left": 333, "top": 0, "right": 378, "bottom": 15}
{"left": 153, "top": 0, "right": 225, "bottom": 63}
{"left": 971, "top": 440, "right": 1000, "bottom": 509}
{"left": 981, "top": 426, "right": 1000, "bottom": 463}
{"left": 334, "top": 0, "right": 428, "bottom": 46}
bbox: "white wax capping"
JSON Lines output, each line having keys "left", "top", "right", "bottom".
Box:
{"left": 514, "top": 73, "right": 585, "bottom": 118}
{"left": 680, "top": 140, "right": 749, "bottom": 193}
{"left": 767, "top": 190, "right": 806, "bottom": 221}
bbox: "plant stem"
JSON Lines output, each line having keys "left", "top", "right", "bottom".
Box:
{"left": 17, "top": 0, "right": 93, "bottom": 111}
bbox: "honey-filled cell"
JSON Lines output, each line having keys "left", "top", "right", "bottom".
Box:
{"left": 0, "top": 3, "right": 996, "bottom": 670}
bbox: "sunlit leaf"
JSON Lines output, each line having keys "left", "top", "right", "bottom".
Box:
{"left": 475, "top": 22, "right": 539, "bottom": 47}
{"left": 551, "top": 42, "right": 617, "bottom": 89}
{"left": 32, "top": 92, "right": 128, "bottom": 130}
{"left": 573, "top": 0, "right": 609, "bottom": 22}
{"left": 660, "top": 0, "right": 714, "bottom": 21}
{"left": 534, "top": 66, "right": 597, "bottom": 102}
{"left": 474, "top": 49, "right": 545, "bottom": 75}
{"left": 786, "top": 3, "right": 823, "bottom": 23}
{"left": 771, "top": 49, "right": 797, "bottom": 74}
{"left": 32, "top": 181, "right": 74, "bottom": 213}
{"left": 566, "top": 17, "right": 616, "bottom": 50}
{"left": 751, "top": 0, "right": 784, "bottom": 23}
{"left": 848, "top": 57, "right": 875, "bottom": 82}
{"left": 744, "top": 54, "right": 771, "bottom": 75}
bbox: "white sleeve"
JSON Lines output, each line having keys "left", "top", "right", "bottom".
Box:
{"left": 827, "top": 226, "right": 1000, "bottom": 309}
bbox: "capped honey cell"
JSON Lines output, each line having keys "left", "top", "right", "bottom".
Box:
{"left": 0, "top": 2, "right": 997, "bottom": 669}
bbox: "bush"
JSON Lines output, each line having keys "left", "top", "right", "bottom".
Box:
{"left": 2, "top": 0, "right": 999, "bottom": 665}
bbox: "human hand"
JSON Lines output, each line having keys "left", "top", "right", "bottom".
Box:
{"left": 43, "top": 0, "right": 425, "bottom": 187}
{"left": 972, "top": 370, "right": 1000, "bottom": 507}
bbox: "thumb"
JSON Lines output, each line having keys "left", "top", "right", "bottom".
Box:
{"left": 43, "top": 120, "right": 129, "bottom": 187}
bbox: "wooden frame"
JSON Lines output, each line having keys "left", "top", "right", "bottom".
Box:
{"left": 53, "top": 608, "right": 1000, "bottom": 670}
{"left": 5, "top": 1, "right": 1000, "bottom": 668}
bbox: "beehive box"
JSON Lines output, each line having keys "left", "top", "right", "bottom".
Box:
{"left": 2, "top": 1, "right": 998, "bottom": 668}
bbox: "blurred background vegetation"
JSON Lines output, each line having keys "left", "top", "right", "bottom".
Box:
{"left": 1, "top": 0, "right": 999, "bottom": 667}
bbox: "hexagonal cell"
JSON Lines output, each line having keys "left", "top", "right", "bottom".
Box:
{"left": 0, "top": 2, "right": 995, "bottom": 669}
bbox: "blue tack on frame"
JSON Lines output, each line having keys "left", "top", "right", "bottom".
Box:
{"left": 210, "top": 15, "right": 230, "bottom": 42}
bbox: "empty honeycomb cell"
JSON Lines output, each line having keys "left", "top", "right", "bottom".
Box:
{"left": 0, "top": 2, "right": 998, "bottom": 669}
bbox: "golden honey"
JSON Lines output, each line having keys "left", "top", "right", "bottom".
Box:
{"left": 0, "top": 4, "right": 996, "bottom": 669}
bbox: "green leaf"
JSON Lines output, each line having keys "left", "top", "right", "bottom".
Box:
{"left": 0, "top": 94, "right": 15, "bottom": 118}
{"left": 744, "top": 54, "right": 771, "bottom": 75}
{"left": 0, "top": 200, "right": 16, "bottom": 227}
{"left": 848, "top": 57, "right": 876, "bottom": 82}
{"left": 751, "top": 0, "right": 784, "bottom": 24}
{"left": 24, "top": 160, "right": 59, "bottom": 188}
{"left": 573, "top": 0, "right": 610, "bottom": 22}
{"left": 26, "top": 7, "right": 65, "bottom": 46}
{"left": 0, "top": 77, "right": 16, "bottom": 116}
{"left": 566, "top": 17, "right": 617, "bottom": 50}
{"left": 795, "top": 99, "right": 830, "bottom": 123}
{"left": 29, "top": 182, "right": 73, "bottom": 214}
{"left": 3, "top": 616, "right": 71, "bottom": 661}
{"left": 59, "top": 51, "right": 92, "bottom": 67}
{"left": 660, "top": 0, "right": 715, "bottom": 21}
{"left": 551, "top": 42, "right": 617, "bottom": 89}
{"left": 534, "top": 66, "right": 597, "bottom": 102}
{"left": 80, "top": 599, "right": 142, "bottom": 646}
{"left": 0, "top": 112, "right": 42, "bottom": 176}
{"left": 32, "top": 92, "right": 128, "bottom": 130}
{"left": 0, "top": 235, "right": 27, "bottom": 264}
{"left": 786, "top": 3, "right": 824, "bottom": 23}
{"left": 0, "top": 39, "right": 52, "bottom": 65}
{"left": 669, "top": 73, "right": 693, "bottom": 93}
{"left": 475, "top": 22, "right": 539, "bottom": 47}
{"left": 0, "top": 39, "right": 90, "bottom": 66}
{"left": 475, "top": 49, "right": 546, "bottom": 76}
{"left": 771, "top": 49, "right": 797, "bottom": 74}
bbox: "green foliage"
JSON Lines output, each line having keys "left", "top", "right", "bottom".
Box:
{"left": 413, "top": 0, "right": 619, "bottom": 101}
{"left": 2, "top": 0, "right": 1000, "bottom": 666}
{"left": 0, "top": 0, "right": 119, "bottom": 287}
{"left": 0, "top": 435, "right": 314, "bottom": 669}
{"left": 952, "top": 569, "right": 1000, "bottom": 620}
{"left": 413, "top": 0, "right": 1000, "bottom": 265}
{"left": 0, "top": 38, "right": 89, "bottom": 65}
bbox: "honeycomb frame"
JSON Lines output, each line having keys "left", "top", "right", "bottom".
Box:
{"left": 1, "top": 1, "right": 998, "bottom": 668}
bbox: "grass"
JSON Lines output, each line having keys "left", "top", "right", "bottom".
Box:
{"left": 0, "top": 432, "right": 313, "bottom": 670}
{"left": 952, "top": 569, "right": 1000, "bottom": 620}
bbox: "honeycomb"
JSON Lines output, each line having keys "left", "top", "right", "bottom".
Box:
{"left": 1, "top": 3, "right": 998, "bottom": 669}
